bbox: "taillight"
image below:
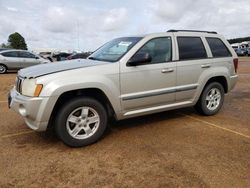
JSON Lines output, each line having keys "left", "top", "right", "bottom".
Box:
{"left": 233, "top": 58, "right": 238, "bottom": 73}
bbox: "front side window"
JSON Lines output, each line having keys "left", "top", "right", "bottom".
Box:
{"left": 206, "top": 37, "right": 232, "bottom": 57}
{"left": 18, "top": 51, "right": 36, "bottom": 58}
{"left": 88, "top": 37, "right": 142, "bottom": 62}
{"left": 131, "top": 37, "right": 172, "bottom": 64}
{"left": 1, "top": 51, "right": 18, "bottom": 57}
{"left": 177, "top": 37, "right": 207, "bottom": 60}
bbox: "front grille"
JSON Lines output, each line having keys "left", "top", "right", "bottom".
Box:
{"left": 16, "top": 77, "right": 23, "bottom": 94}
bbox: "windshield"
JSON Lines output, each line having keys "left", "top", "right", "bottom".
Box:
{"left": 88, "top": 37, "right": 142, "bottom": 62}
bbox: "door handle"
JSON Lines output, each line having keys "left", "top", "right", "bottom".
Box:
{"left": 201, "top": 64, "right": 211, "bottom": 68}
{"left": 161, "top": 68, "right": 174, "bottom": 73}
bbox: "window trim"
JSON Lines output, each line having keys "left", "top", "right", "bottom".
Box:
{"left": 1, "top": 51, "right": 18, "bottom": 58}
{"left": 126, "top": 36, "right": 173, "bottom": 67}
{"left": 206, "top": 37, "right": 232, "bottom": 58}
{"left": 18, "top": 51, "right": 36, "bottom": 59}
{"left": 177, "top": 36, "right": 208, "bottom": 61}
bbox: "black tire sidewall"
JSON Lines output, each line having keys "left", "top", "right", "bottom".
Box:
{"left": 55, "top": 97, "right": 108, "bottom": 147}
{"left": 200, "top": 82, "right": 224, "bottom": 115}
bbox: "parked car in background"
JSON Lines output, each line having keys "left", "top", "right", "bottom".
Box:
{"left": 39, "top": 52, "right": 54, "bottom": 62}
{"left": 0, "top": 48, "right": 10, "bottom": 52}
{"left": 234, "top": 48, "right": 247, "bottom": 56}
{"left": 67, "top": 52, "right": 92, "bottom": 60}
{"left": 0, "top": 49, "right": 50, "bottom": 74}
{"left": 52, "top": 52, "right": 72, "bottom": 61}
{"left": 247, "top": 48, "right": 250, "bottom": 56}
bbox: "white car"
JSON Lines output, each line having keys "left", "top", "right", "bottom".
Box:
{"left": 0, "top": 49, "right": 50, "bottom": 74}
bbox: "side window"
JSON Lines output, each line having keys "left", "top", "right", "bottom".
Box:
{"left": 206, "top": 37, "right": 232, "bottom": 57}
{"left": 177, "top": 37, "right": 207, "bottom": 60}
{"left": 18, "top": 51, "right": 36, "bottom": 58}
{"left": 1, "top": 51, "right": 18, "bottom": 57}
{"left": 132, "top": 37, "right": 172, "bottom": 64}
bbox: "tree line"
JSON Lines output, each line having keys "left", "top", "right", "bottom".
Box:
{"left": 228, "top": 37, "right": 250, "bottom": 44}
{"left": 1, "top": 32, "right": 27, "bottom": 50}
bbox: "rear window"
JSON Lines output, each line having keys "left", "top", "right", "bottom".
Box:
{"left": 206, "top": 37, "right": 232, "bottom": 57}
{"left": 177, "top": 37, "right": 207, "bottom": 60}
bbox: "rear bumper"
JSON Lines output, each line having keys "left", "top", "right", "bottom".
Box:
{"left": 229, "top": 75, "right": 238, "bottom": 91}
{"left": 9, "top": 88, "right": 50, "bottom": 131}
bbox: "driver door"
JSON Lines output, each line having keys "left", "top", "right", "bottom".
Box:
{"left": 120, "top": 37, "right": 176, "bottom": 114}
{"left": 18, "top": 51, "right": 40, "bottom": 68}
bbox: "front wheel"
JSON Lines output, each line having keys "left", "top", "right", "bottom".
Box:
{"left": 55, "top": 97, "right": 108, "bottom": 147}
{"left": 195, "top": 82, "right": 224, "bottom": 116}
{"left": 0, "top": 64, "right": 7, "bottom": 74}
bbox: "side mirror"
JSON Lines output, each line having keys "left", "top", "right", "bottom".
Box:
{"left": 35, "top": 56, "right": 39, "bottom": 59}
{"left": 127, "top": 52, "right": 152, "bottom": 66}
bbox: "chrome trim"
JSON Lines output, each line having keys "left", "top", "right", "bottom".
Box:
{"left": 175, "top": 84, "right": 198, "bottom": 92}
{"left": 124, "top": 101, "right": 192, "bottom": 116}
{"left": 16, "top": 76, "right": 23, "bottom": 94}
{"left": 121, "top": 84, "right": 198, "bottom": 101}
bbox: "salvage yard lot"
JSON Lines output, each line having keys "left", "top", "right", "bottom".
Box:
{"left": 0, "top": 58, "right": 250, "bottom": 187}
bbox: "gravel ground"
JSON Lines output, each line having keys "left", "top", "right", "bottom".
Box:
{"left": 0, "top": 58, "right": 249, "bottom": 187}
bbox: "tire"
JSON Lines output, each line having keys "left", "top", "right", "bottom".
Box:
{"left": 0, "top": 64, "right": 7, "bottom": 74}
{"left": 55, "top": 97, "right": 108, "bottom": 147}
{"left": 194, "top": 82, "right": 224, "bottom": 116}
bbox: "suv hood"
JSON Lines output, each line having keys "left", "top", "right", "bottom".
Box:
{"left": 18, "top": 59, "right": 109, "bottom": 78}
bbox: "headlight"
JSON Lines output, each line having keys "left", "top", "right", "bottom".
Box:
{"left": 21, "top": 79, "right": 43, "bottom": 97}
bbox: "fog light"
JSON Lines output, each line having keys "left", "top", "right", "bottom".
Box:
{"left": 19, "top": 104, "right": 27, "bottom": 117}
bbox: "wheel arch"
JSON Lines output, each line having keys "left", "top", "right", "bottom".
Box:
{"left": 0, "top": 63, "right": 8, "bottom": 71}
{"left": 193, "top": 75, "right": 228, "bottom": 105}
{"left": 203, "top": 76, "right": 228, "bottom": 93}
{"left": 48, "top": 88, "right": 116, "bottom": 128}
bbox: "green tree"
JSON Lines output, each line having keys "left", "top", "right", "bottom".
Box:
{"left": 0, "top": 43, "right": 8, "bottom": 48}
{"left": 7, "top": 32, "right": 27, "bottom": 50}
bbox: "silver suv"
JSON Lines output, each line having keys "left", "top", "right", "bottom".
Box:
{"left": 9, "top": 30, "right": 238, "bottom": 147}
{"left": 0, "top": 49, "right": 50, "bottom": 74}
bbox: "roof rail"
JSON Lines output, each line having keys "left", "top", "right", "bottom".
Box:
{"left": 167, "top": 29, "right": 217, "bottom": 34}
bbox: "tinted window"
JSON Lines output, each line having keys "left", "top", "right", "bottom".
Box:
{"left": 177, "top": 37, "right": 207, "bottom": 60}
{"left": 0, "top": 48, "right": 9, "bottom": 52}
{"left": 206, "top": 38, "right": 231, "bottom": 57}
{"left": 132, "top": 37, "right": 172, "bottom": 64}
{"left": 1, "top": 51, "right": 18, "bottom": 57}
{"left": 18, "top": 51, "right": 36, "bottom": 58}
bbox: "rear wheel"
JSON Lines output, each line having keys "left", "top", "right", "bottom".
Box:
{"left": 195, "top": 82, "right": 224, "bottom": 116}
{"left": 0, "top": 64, "right": 7, "bottom": 74}
{"left": 55, "top": 97, "right": 108, "bottom": 147}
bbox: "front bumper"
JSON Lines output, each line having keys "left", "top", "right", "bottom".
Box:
{"left": 9, "top": 88, "right": 50, "bottom": 131}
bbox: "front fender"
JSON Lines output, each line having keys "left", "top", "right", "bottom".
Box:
{"left": 42, "top": 75, "right": 121, "bottom": 113}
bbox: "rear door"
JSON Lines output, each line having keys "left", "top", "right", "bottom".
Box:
{"left": 175, "top": 34, "right": 211, "bottom": 102}
{"left": 18, "top": 51, "right": 40, "bottom": 68}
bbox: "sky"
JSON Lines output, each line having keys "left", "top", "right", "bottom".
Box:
{"left": 0, "top": 0, "right": 250, "bottom": 51}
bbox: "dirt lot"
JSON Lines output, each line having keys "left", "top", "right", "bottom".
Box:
{"left": 0, "top": 58, "right": 249, "bottom": 188}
